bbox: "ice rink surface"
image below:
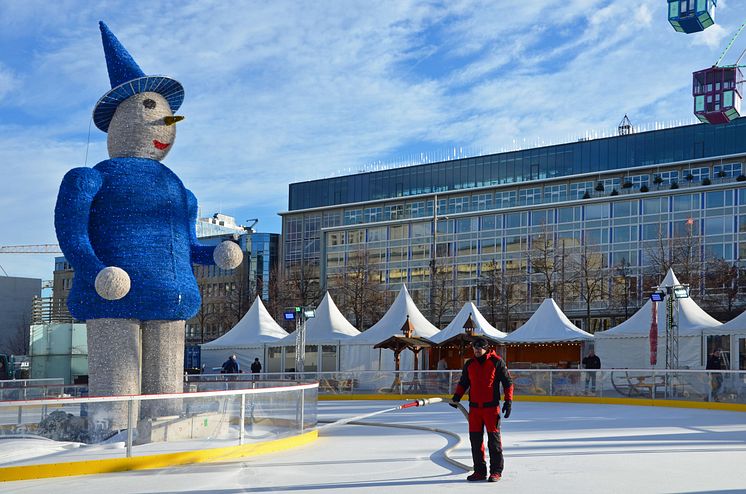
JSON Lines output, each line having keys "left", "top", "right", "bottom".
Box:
{"left": 3, "top": 400, "right": 746, "bottom": 494}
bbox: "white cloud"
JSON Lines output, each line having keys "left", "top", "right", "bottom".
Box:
{"left": 2, "top": 0, "right": 746, "bottom": 280}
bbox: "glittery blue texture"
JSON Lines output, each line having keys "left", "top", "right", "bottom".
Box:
{"left": 93, "top": 22, "right": 184, "bottom": 132}
{"left": 54, "top": 158, "right": 215, "bottom": 321}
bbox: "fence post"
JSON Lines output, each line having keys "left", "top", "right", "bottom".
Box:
{"left": 126, "top": 398, "right": 135, "bottom": 458}
{"left": 549, "top": 370, "right": 553, "bottom": 397}
{"left": 239, "top": 393, "right": 246, "bottom": 445}
{"left": 299, "top": 389, "right": 305, "bottom": 432}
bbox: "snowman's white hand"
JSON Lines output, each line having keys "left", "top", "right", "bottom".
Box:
{"left": 95, "top": 266, "right": 131, "bottom": 300}
{"left": 214, "top": 241, "right": 243, "bottom": 270}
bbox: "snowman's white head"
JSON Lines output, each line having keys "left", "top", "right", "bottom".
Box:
{"left": 107, "top": 92, "right": 183, "bottom": 161}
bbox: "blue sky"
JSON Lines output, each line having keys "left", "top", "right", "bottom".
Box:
{"left": 0, "top": 0, "right": 743, "bottom": 281}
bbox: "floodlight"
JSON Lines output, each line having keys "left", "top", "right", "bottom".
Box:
{"left": 283, "top": 311, "right": 296, "bottom": 321}
{"left": 303, "top": 309, "right": 316, "bottom": 319}
{"left": 673, "top": 285, "right": 690, "bottom": 299}
{"left": 650, "top": 291, "right": 665, "bottom": 302}
{"left": 294, "top": 306, "right": 302, "bottom": 313}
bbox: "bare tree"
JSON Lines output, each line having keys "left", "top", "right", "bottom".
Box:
{"left": 281, "top": 262, "right": 321, "bottom": 312}
{"left": 610, "top": 258, "right": 638, "bottom": 321}
{"left": 527, "top": 228, "right": 559, "bottom": 301}
{"left": 569, "top": 242, "right": 608, "bottom": 333}
{"left": 327, "top": 250, "right": 386, "bottom": 330}
{"left": 427, "top": 259, "right": 458, "bottom": 328}
{"left": 478, "top": 259, "right": 525, "bottom": 332}
{"left": 644, "top": 220, "right": 702, "bottom": 290}
{"left": 3, "top": 314, "right": 30, "bottom": 355}
{"left": 701, "top": 258, "right": 743, "bottom": 320}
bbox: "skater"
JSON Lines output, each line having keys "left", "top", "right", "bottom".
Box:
{"left": 706, "top": 349, "right": 724, "bottom": 401}
{"left": 449, "top": 337, "right": 513, "bottom": 482}
{"left": 582, "top": 349, "right": 601, "bottom": 394}
{"left": 251, "top": 358, "right": 262, "bottom": 374}
{"left": 222, "top": 354, "right": 240, "bottom": 374}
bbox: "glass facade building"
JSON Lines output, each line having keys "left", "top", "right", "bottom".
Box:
{"left": 281, "top": 118, "right": 746, "bottom": 330}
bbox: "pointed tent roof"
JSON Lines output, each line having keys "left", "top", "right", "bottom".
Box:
{"left": 352, "top": 285, "right": 439, "bottom": 344}
{"left": 430, "top": 302, "right": 506, "bottom": 344}
{"left": 597, "top": 269, "right": 720, "bottom": 338}
{"left": 201, "top": 297, "right": 287, "bottom": 349}
{"left": 277, "top": 292, "right": 360, "bottom": 345}
{"left": 703, "top": 309, "right": 746, "bottom": 335}
{"left": 503, "top": 298, "right": 593, "bottom": 343}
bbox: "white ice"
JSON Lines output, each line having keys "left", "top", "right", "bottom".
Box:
{"left": 3, "top": 400, "right": 746, "bottom": 493}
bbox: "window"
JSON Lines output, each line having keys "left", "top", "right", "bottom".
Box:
{"left": 570, "top": 181, "right": 593, "bottom": 200}
{"left": 518, "top": 187, "right": 542, "bottom": 206}
{"left": 704, "top": 216, "right": 733, "bottom": 235}
{"left": 714, "top": 162, "right": 742, "bottom": 178}
{"left": 642, "top": 197, "right": 667, "bottom": 214}
{"left": 411, "top": 222, "right": 431, "bottom": 238}
{"left": 543, "top": 184, "right": 567, "bottom": 203}
{"left": 706, "top": 190, "right": 734, "bottom": 208}
{"left": 471, "top": 193, "right": 493, "bottom": 211}
{"left": 558, "top": 206, "right": 580, "bottom": 223}
{"left": 363, "top": 207, "right": 382, "bottom": 223}
{"left": 683, "top": 166, "right": 709, "bottom": 182}
{"left": 343, "top": 209, "right": 362, "bottom": 225}
{"left": 505, "top": 212, "right": 527, "bottom": 228}
{"left": 457, "top": 217, "right": 479, "bottom": 233}
{"left": 613, "top": 201, "right": 634, "bottom": 217}
{"left": 673, "top": 194, "right": 698, "bottom": 212}
{"left": 495, "top": 190, "right": 517, "bottom": 208}
{"left": 367, "top": 226, "right": 386, "bottom": 242}
{"left": 584, "top": 203, "right": 610, "bottom": 220}
{"left": 531, "top": 209, "right": 554, "bottom": 226}
{"left": 449, "top": 196, "right": 470, "bottom": 214}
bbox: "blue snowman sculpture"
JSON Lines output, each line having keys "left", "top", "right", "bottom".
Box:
{"left": 55, "top": 22, "right": 242, "bottom": 427}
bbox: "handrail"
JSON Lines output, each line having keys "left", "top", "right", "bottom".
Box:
{"left": 0, "top": 381, "right": 318, "bottom": 407}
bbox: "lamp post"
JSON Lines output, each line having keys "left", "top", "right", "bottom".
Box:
{"left": 284, "top": 306, "right": 315, "bottom": 374}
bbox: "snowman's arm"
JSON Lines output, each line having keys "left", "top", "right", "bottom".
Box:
{"left": 186, "top": 189, "right": 217, "bottom": 265}
{"left": 54, "top": 167, "right": 107, "bottom": 274}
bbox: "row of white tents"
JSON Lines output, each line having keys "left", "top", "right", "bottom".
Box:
{"left": 201, "top": 269, "right": 746, "bottom": 372}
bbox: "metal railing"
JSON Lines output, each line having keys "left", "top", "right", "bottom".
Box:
{"left": 0, "top": 381, "right": 318, "bottom": 466}
{"left": 193, "top": 369, "right": 746, "bottom": 405}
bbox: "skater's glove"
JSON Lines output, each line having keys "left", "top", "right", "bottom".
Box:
{"left": 449, "top": 396, "right": 460, "bottom": 408}
{"left": 502, "top": 400, "right": 512, "bottom": 418}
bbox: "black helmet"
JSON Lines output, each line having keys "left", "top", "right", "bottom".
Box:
{"left": 471, "top": 337, "right": 489, "bottom": 349}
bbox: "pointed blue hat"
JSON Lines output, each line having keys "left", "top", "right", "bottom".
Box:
{"left": 93, "top": 21, "right": 184, "bottom": 132}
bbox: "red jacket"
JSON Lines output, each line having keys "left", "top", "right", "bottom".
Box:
{"left": 453, "top": 350, "right": 513, "bottom": 408}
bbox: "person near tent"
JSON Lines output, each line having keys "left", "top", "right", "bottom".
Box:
{"left": 251, "top": 358, "right": 262, "bottom": 374}
{"left": 449, "top": 337, "right": 513, "bottom": 483}
{"left": 222, "top": 354, "right": 240, "bottom": 374}
{"left": 582, "top": 349, "right": 601, "bottom": 394}
{"left": 437, "top": 356, "right": 449, "bottom": 390}
{"left": 705, "top": 349, "right": 724, "bottom": 401}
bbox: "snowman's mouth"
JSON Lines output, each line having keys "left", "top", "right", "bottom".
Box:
{"left": 153, "top": 140, "right": 170, "bottom": 150}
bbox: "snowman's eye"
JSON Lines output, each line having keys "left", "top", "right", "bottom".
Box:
{"left": 143, "top": 99, "right": 156, "bottom": 109}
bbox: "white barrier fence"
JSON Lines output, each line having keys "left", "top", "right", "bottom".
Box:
{"left": 188, "top": 369, "right": 746, "bottom": 404}
{"left": 0, "top": 381, "right": 318, "bottom": 464}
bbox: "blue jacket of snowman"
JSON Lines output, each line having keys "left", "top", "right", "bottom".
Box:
{"left": 54, "top": 22, "right": 236, "bottom": 321}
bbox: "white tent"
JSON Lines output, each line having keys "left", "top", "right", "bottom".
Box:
{"left": 502, "top": 298, "right": 592, "bottom": 367}
{"left": 200, "top": 296, "right": 288, "bottom": 372}
{"left": 595, "top": 269, "right": 720, "bottom": 369}
{"left": 274, "top": 292, "right": 360, "bottom": 372}
{"left": 344, "top": 285, "right": 439, "bottom": 371}
{"left": 700, "top": 309, "right": 746, "bottom": 370}
{"left": 430, "top": 301, "right": 506, "bottom": 344}
{"left": 503, "top": 298, "right": 593, "bottom": 344}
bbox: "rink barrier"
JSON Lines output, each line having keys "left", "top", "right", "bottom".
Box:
{"left": 317, "top": 393, "right": 746, "bottom": 412}
{"left": 0, "top": 381, "right": 319, "bottom": 482}
{"left": 0, "top": 429, "right": 318, "bottom": 482}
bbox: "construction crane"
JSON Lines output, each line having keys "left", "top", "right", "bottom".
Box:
{"left": 0, "top": 244, "right": 62, "bottom": 278}
{"left": 0, "top": 244, "right": 62, "bottom": 254}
